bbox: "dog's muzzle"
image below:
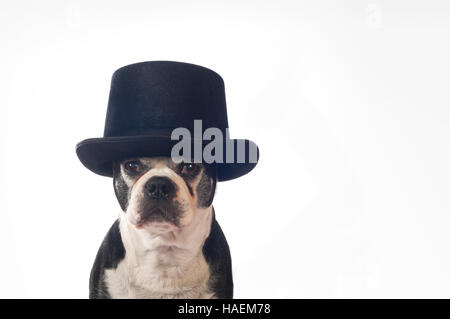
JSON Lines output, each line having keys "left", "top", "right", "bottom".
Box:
{"left": 137, "top": 176, "right": 182, "bottom": 226}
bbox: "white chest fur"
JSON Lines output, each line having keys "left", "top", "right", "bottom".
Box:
{"left": 104, "top": 209, "right": 215, "bottom": 299}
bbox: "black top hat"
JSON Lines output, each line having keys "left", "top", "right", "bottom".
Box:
{"left": 76, "top": 61, "right": 259, "bottom": 181}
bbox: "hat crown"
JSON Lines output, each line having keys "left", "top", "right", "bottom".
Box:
{"left": 103, "top": 61, "right": 229, "bottom": 137}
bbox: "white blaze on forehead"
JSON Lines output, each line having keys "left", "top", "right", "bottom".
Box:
{"left": 120, "top": 157, "right": 172, "bottom": 187}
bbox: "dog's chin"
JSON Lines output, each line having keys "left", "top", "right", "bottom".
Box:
{"left": 135, "top": 220, "right": 178, "bottom": 235}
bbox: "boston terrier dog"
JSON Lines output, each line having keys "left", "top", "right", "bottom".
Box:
{"left": 89, "top": 157, "right": 233, "bottom": 299}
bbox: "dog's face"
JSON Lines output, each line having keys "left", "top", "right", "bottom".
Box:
{"left": 113, "top": 157, "right": 217, "bottom": 229}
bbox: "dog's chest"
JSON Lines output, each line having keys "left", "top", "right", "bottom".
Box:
{"left": 104, "top": 251, "right": 214, "bottom": 299}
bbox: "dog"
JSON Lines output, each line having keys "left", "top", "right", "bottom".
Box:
{"left": 89, "top": 156, "right": 233, "bottom": 299}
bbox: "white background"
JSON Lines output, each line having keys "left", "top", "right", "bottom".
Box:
{"left": 1, "top": 0, "right": 450, "bottom": 298}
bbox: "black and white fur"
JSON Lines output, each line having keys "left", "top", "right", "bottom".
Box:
{"left": 89, "top": 157, "right": 233, "bottom": 299}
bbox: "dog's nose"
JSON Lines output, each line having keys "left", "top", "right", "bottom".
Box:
{"left": 144, "top": 176, "right": 175, "bottom": 199}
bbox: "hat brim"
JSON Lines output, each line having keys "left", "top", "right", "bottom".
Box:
{"left": 76, "top": 135, "right": 259, "bottom": 182}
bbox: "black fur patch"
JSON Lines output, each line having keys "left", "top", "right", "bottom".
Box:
{"left": 113, "top": 162, "right": 130, "bottom": 212}
{"left": 196, "top": 164, "right": 217, "bottom": 208}
{"left": 89, "top": 219, "right": 126, "bottom": 299}
{"left": 202, "top": 209, "right": 233, "bottom": 298}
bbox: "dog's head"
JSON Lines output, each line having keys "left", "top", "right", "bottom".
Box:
{"left": 113, "top": 157, "right": 217, "bottom": 229}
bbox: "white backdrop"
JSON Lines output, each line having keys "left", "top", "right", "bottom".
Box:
{"left": 1, "top": 0, "right": 450, "bottom": 298}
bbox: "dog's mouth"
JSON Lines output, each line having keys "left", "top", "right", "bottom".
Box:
{"left": 135, "top": 205, "right": 180, "bottom": 228}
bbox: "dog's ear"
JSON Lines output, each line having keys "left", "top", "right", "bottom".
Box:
{"left": 196, "top": 163, "right": 217, "bottom": 208}
{"left": 113, "top": 161, "right": 129, "bottom": 212}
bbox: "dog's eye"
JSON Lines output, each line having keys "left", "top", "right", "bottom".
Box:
{"left": 123, "top": 160, "right": 142, "bottom": 174}
{"left": 181, "top": 163, "right": 200, "bottom": 175}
